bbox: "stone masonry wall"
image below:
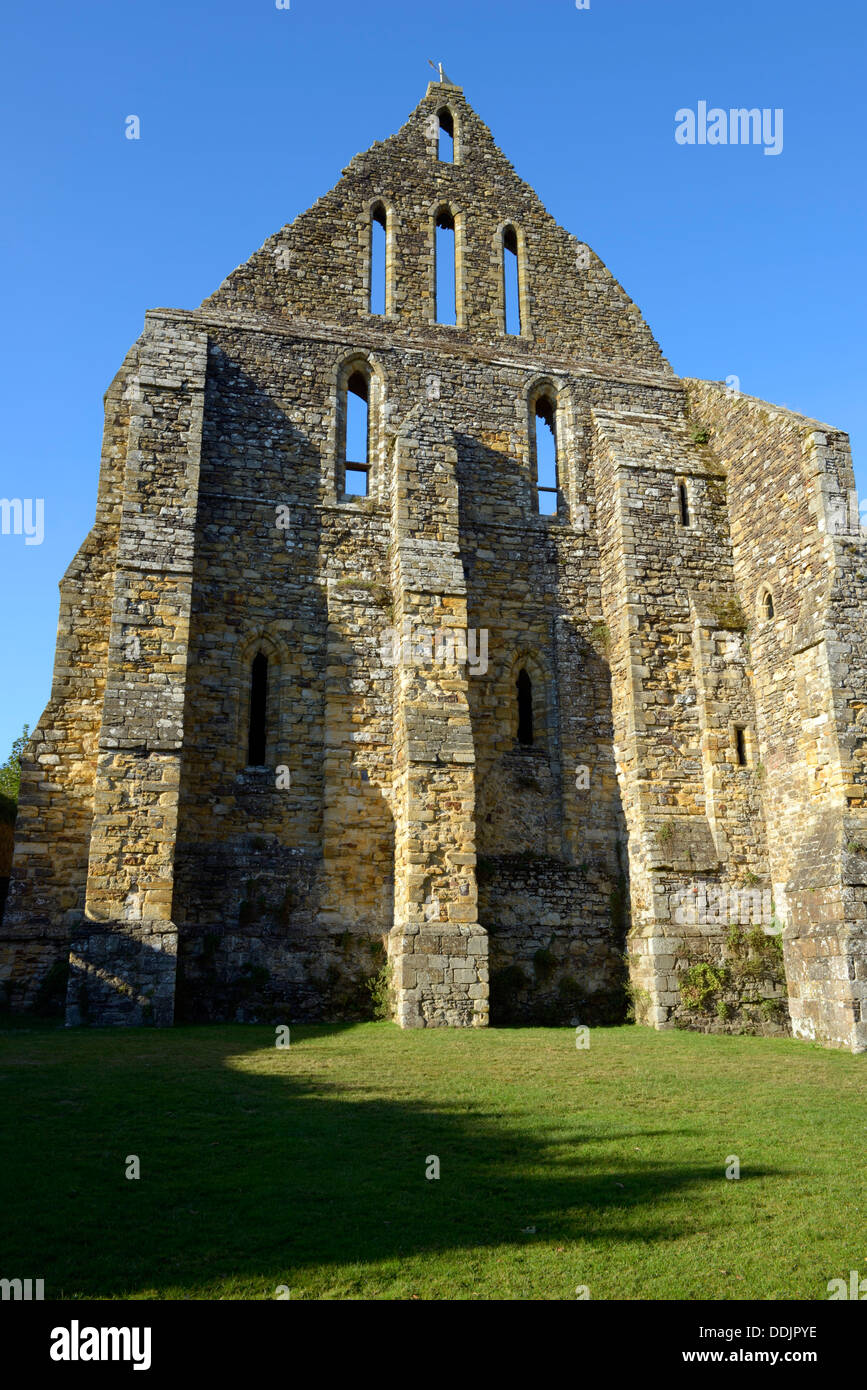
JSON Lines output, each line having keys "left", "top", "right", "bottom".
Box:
{"left": 687, "top": 382, "right": 867, "bottom": 1051}
{"left": 1, "top": 348, "right": 139, "bottom": 1010}
{"left": 6, "top": 83, "right": 864, "bottom": 1047}
{"left": 592, "top": 406, "right": 779, "bottom": 1036}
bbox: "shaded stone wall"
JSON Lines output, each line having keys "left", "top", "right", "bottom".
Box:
{"left": 686, "top": 382, "right": 867, "bottom": 1051}
{"left": 480, "top": 856, "right": 628, "bottom": 1026}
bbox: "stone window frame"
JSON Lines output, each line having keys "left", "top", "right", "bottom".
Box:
{"left": 328, "top": 351, "right": 387, "bottom": 505}
{"left": 508, "top": 650, "right": 552, "bottom": 754}
{"left": 434, "top": 104, "right": 462, "bottom": 164}
{"left": 234, "top": 630, "right": 291, "bottom": 776}
{"left": 675, "top": 475, "right": 693, "bottom": 529}
{"left": 525, "top": 375, "right": 577, "bottom": 522}
{"left": 360, "top": 197, "right": 397, "bottom": 319}
{"left": 730, "top": 721, "right": 754, "bottom": 769}
{"left": 427, "top": 200, "right": 466, "bottom": 328}
{"left": 758, "top": 585, "right": 776, "bottom": 623}
{"left": 494, "top": 220, "right": 531, "bottom": 339}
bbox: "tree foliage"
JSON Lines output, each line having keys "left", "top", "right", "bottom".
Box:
{"left": 0, "top": 725, "right": 30, "bottom": 808}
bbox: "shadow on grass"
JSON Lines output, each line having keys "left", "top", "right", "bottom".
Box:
{"left": 0, "top": 1022, "right": 782, "bottom": 1297}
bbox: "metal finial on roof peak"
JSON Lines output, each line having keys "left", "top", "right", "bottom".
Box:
{"left": 427, "top": 59, "right": 457, "bottom": 87}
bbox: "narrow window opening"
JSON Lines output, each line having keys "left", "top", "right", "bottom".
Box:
{"left": 763, "top": 590, "right": 775, "bottom": 620}
{"left": 369, "top": 204, "right": 387, "bottom": 315}
{"left": 435, "top": 208, "right": 456, "bottom": 324}
{"left": 503, "top": 225, "right": 521, "bottom": 335}
{"left": 678, "top": 481, "right": 691, "bottom": 527}
{"left": 437, "top": 108, "right": 454, "bottom": 163}
{"left": 517, "top": 669, "right": 534, "bottom": 746}
{"left": 344, "top": 370, "right": 370, "bottom": 497}
{"left": 248, "top": 652, "right": 268, "bottom": 766}
{"left": 735, "top": 726, "right": 748, "bottom": 767}
{"left": 535, "top": 397, "right": 558, "bottom": 515}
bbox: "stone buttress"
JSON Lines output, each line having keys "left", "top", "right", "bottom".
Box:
{"left": 67, "top": 320, "right": 207, "bottom": 1024}
{"left": 387, "top": 406, "right": 488, "bottom": 1025}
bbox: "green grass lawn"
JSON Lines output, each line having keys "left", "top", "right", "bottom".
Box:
{"left": 1, "top": 1020, "right": 864, "bottom": 1300}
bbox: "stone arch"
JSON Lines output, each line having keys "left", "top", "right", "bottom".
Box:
{"left": 428, "top": 200, "right": 466, "bottom": 327}
{"left": 676, "top": 476, "right": 692, "bottom": 528}
{"left": 233, "top": 630, "right": 291, "bottom": 773}
{"left": 474, "top": 647, "right": 561, "bottom": 857}
{"left": 526, "top": 376, "right": 564, "bottom": 516}
{"left": 758, "top": 584, "right": 776, "bottom": 623}
{"left": 328, "top": 351, "right": 388, "bottom": 503}
{"left": 435, "top": 104, "right": 461, "bottom": 163}
{"left": 508, "top": 650, "right": 551, "bottom": 751}
{"left": 361, "top": 197, "right": 397, "bottom": 318}
{"left": 493, "top": 220, "right": 530, "bottom": 338}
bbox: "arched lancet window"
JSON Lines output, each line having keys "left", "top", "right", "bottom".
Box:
{"left": 437, "top": 107, "right": 454, "bottom": 162}
{"left": 248, "top": 652, "right": 269, "bottom": 766}
{"left": 734, "top": 725, "right": 748, "bottom": 767}
{"left": 343, "top": 368, "right": 370, "bottom": 496}
{"left": 762, "top": 588, "right": 775, "bottom": 621}
{"left": 369, "top": 203, "right": 387, "bottom": 315}
{"left": 534, "top": 395, "right": 558, "bottom": 515}
{"left": 435, "top": 207, "right": 457, "bottom": 324}
{"left": 678, "top": 480, "right": 691, "bottom": 527}
{"left": 503, "top": 225, "right": 522, "bottom": 335}
{"left": 517, "top": 668, "right": 534, "bottom": 746}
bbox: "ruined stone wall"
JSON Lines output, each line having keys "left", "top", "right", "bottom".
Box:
{"left": 61, "top": 319, "right": 209, "bottom": 1027}
{"left": 201, "top": 84, "right": 670, "bottom": 376}
{"left": 163, "top": 272, "right": 690, "bottom": 1026}
{"left": 592, "top": 405, "right": 780, "bottom": 1035}
{"left": 457, "top": 375, "right": 683, "bottom": 1022}
{"left": 479, "top": 856, "right": 628, "bottom": 1026}
{"left": 7, "top": 82, "right": 863, "bottom": 1047}
{"left": 0, "top": 350, "right": 138, "bottom": 1009}
{"left": 686, "top": 382, "right": 867, "bottom": 1050}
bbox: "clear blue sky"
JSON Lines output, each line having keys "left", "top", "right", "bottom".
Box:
{"left": 1, "top": 0, "right": 865, "bottom": 758}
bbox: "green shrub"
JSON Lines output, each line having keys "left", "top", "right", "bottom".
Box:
{"left": 679, "top": 962, "right": 729, "bottom": 1011}
{"left": 366, "top": 963, "right": 393, "bottom": 1021}
{"left": 0, "top": 725, "right": 29, "bottom": 803}
{"left": 759, "top": 997, "right": 788, "bottom": 1022}
{"left": 625, "top": 981, "right": 652, "bottom": 1023}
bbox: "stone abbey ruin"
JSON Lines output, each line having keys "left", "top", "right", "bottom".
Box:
{"left": 3, "top": 81, "right": 866, "bottom": 1050}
